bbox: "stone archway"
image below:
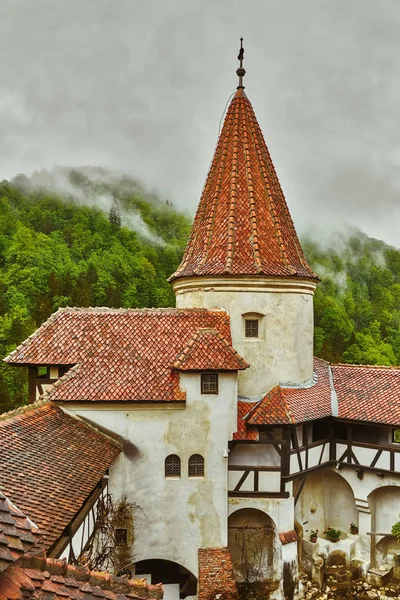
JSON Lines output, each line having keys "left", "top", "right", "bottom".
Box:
{"left": 134, "top": 559, "right": 197, "bottom": 599}
{"left": 369, "top": 486, "right": 400, "bottom": 569}
{"left": 295, "top": 468, "right": 358, "bottom": 537}
{"left": 228, "top": 508, "right": 280, "bottom": 584}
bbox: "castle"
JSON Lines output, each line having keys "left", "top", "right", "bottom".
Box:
{"left": 1, "top": 44, "right": 400, "bottom": 600}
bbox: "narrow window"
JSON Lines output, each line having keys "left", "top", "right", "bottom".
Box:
{"left": 165, "top": 454, "right": 181, "bottom": 477}
{"left": 245, "top": 319, "right": 259, "bottom": 338}
{"left": 201, "top": 373, "right": 218, "bottom": 394}
{"left": 188, "top": 454, "right": 204, "bottom": 477}
{"left": 115, "top": 528, "right": 128, "bottom": 546}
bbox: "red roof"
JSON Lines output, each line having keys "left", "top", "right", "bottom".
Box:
{"left": 236, "top": 358, "right": 332, "bottom": 429}
{"left": 173, "top": 328, "right": 249, "bottom": 371}
{"left": 332, "top": 363, "right": 400, "bottom": 426}
{"left": 0, "top": 492, "right": 41, "bottom": 572}
{"left": 5, "top": 307, "right": 244, "bottom": 403}
{"left": 247, "top": 386, "right": 295, "bottom": 426}
{"left": 0, "top": 553, "right": 163, "bottom": 600}
{"left": 0, "top": 402, "right": 120, "bottom": 549}
{"left": 233, "top": 401, "right": 259, "bottom": 441}
{"left": 170, "top": 88, "right": 317, "bottom": 282}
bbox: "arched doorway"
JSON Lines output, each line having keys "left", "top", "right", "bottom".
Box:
{"left": 228, "top": 508, "right": 279, "bottom": 583}
{"left": 134, "top": 559, "right": 197, "bottom": 599}
{"left": 369, "top": 485, "right": 400, "bottom": 568}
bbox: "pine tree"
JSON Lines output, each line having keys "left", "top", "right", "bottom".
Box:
{"left": 109, "top": 197, "right": 121, "bottom": 229}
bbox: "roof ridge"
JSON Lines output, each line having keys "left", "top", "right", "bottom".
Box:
{"left": 333, "top": 363, "right": 400, "bottom": 370}
{"left": 4, "top": 307, "right": 67, "bottom": 363}
{"left": 225, "top": 96, "right": 240, "bottom": 273}
{"left": 272, "top": 386, "right": 296, "bottom": 424}
{"left": 242, "top": 99, "right": 262, "bottom": 273}
{"left": 0, "top": 397, "right": 50, "bottom": 423}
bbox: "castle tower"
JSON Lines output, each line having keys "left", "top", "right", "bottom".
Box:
{"left": 170, "top": 41, "right": 318, "bottom": 397}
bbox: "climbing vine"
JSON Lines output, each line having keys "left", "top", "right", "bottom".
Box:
{"left": 77, "top": 494, "right": 139, "bottom": 573}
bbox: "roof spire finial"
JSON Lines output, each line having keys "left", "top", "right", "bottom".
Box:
{"left": 236, "top": 37, "right": 246, "bottom": 89}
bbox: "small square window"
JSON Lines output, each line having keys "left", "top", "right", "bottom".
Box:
{"left": 393, "top": 429, "right": 400, "bottom": 443}
{"left": 201, "top": 373, "right": 218, "bottom": 394}
{"left": 115, "top": 528, "right": 128, "bottom": 546}
{"left": 245, "top": 319, "right": 259, "bottom": 338}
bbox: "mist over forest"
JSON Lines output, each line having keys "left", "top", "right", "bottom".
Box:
{"left": 0, "top": 167, "right": 399, "bottom": 414}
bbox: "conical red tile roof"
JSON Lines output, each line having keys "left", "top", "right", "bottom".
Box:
{"left": 170, "top": 89, "right": 317, "bottom": 281}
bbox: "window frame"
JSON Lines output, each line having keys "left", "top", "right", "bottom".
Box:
{"left": 245, "top": 318, "right": 259, "bottom": 338}
{"left": 188, "top": 454, "right": 205, "bottom": 478}
{"left": 201, "top": 372, "right": 219, "bottom": 395}
{"left": 165, "top": 454, "right": 181, "bottom": 478}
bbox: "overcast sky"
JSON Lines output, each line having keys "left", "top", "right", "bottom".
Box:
{"left": 1, "top": 0, "right": 399, "bottom": 247}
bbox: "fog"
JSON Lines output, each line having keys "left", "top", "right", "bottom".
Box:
{"left": 1, "top": 0, "right": 399, "bottom": 248}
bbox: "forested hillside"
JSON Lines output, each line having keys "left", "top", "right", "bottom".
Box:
{"left": 0, "top": 168, "right": 399, "bottom": 413}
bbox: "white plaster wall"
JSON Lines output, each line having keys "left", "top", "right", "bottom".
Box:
{"left": 228, "top": 496, "right": 294, "bottom": 534}
{"left": 370, "top": 486, "right": 400, "bottom": 536}
{"left": 230, "top": 443, "right": 280, "bottom": 467}
{"left": 174, "top": 277, "right": 316, "bottom": 397}
{"left": 66, "top": 371, "right": 238, "bottom": 578}
{"left": 295, "top": 470, "right": 357, "bottom": 536}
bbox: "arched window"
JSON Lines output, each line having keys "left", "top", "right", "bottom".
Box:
{"left": 188, "top": 454, "right": 205, "bottom": 477}
{"left": 165, "top": 454, "right": 181, "bottom": 477}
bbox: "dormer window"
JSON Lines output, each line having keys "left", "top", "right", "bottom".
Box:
{"left": 245, "top": 319, "right": 259, "bottom": 338}
{"left": 201, "top": 373, "right": 218, "bottom": 394}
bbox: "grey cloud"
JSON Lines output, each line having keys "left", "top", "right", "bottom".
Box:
{"left": 0, "top": 0, "right": 399, "bottom": 248}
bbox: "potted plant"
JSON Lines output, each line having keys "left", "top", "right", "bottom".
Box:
{"left": 324, "top": 527, "right": 341, "bottom": 543}
{"left": 310, "top": 529, "right": 318, "bottom": 543}
{"left": 350, "top": 522, "right": 358, "bottom": 535}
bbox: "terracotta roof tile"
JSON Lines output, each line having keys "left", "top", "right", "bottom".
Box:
{"left": 5, "top": 308, "right": 240, "bottom": 403}
{"left": 246, "top": 386, "right": 295, "bottom": 426}
{"left": 279, "top": 530, "right": 298, "bottom": 545}
{"left": 170, "top": 88, "right": 317, "bottom": 282}
{"left": 173, "top": 328, "right": 249, "bottom": 371}
{"left": 332, "top": 363, "right": 400, "bottom": 426}
{"left": 233, "top": 401, "right": 259, "bottom": 441}
{"left": 237, "top": 358, "right": 332, "bottom": 428}
{"left": 0, "top": 402, "right": 121, "bottom": 550}
{"left": 0, "top": 493, "right": 41, "bottom": 573}
{"left": 0, "top": 553, "right": 163, "bottom": 600}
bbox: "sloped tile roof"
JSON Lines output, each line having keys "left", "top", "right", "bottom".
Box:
{"left": 282, "top": 358, "right": 332, "bottom": 423}
{"left": 236, "top": 358, "right": 332, "bottom": 429}
{"left": 170, "top": 88, "right": 317, "bottom": 282}
{"left": 233, "top": 401, "right": 259, "bottom": 441}
{"left": 0, "top": 402, "right": 121, "bottom": 550}
{"left": 0, "top": 493, "right": 41, "bottom": 573}
{"left": 173, "top": 328, "right": 249, "bottom": 371}
{"left": 5, "top": 307, "right": 240, "bottom": 402}
{"left": 0, "top": 553, "right": 163, "bottom": 600}
{"left": 332, "top": 363, "right": 400, "bottom": 426}
{"left": 246, "top": 386, "right": 295, "bottom": 426}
